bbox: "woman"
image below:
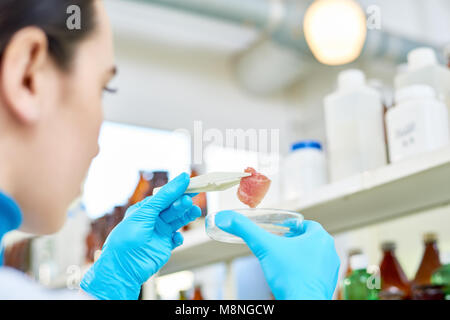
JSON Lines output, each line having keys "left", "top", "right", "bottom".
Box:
{"left": 0, "top": 0, "right": 340, "bottom": 300}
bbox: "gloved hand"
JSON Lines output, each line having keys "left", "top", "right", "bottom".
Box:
{"left": 215, "top": 211, "right": 340, "bottom": 300}
{"left": 80, "top": 173, "right": 201, "bottom": 300}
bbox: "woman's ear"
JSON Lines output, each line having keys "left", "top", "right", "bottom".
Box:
{"left": 0, "top": 26, "right": 50, "bottom": 124}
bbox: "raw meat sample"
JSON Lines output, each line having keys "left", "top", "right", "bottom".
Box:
{"left": 237, "top": 167, "right": 271, "bottom": 208}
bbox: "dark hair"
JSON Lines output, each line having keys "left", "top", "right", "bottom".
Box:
{"left": 0, "top": 0, "right": 96, "bottom": 69}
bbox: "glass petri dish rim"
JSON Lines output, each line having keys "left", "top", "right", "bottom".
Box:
{"left": 205, "top": 208, "right": 304, "bottom": 244}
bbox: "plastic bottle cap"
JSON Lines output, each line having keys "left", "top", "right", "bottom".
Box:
{"left": 423, "top": 232, "right": 438, "bottom": 243}
{"left": 291, "top": 140, "right": 322, "bottom": 151}
{"left": 407, "top": 47, "right": 438, "bottom": 71}
{"left": 350, "top": 254, "right": 368, "bottom": 271}
{"left": 337, "top": 69, "right": 366, "bottom": 91}
{"left": 395, "top": 85, "right": 436, "bottom": 104}
{"left": 348, "top": 248, "right": 363, "bottom": 257}
{"left": 441, "top": 252, "right": 450, "bottom": 265}
{"left": 381, "top": 241, "right": 396, "bottom": 251}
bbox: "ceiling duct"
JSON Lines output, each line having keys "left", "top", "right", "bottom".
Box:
{"left": 136, "top": 0, "right": 438, "bottom": 62}
{"left": 130, "top": 0, "right": 441, "bottom": 94}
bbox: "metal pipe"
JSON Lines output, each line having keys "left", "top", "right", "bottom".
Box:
{"left": 136, "top": 0, "right": 440, "bottom": 62}
{"left": 135, "top": 0, "right": 313, "bottom": 54}
{"left": 134, "top": 0, "right": 273, "bottom": 28}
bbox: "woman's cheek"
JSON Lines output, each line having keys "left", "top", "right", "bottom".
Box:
{"left": 92, "top": 100, "right": 103, "bottom": 157}
{"left": 83, "top": 91, "right": 103, "bottom": 157}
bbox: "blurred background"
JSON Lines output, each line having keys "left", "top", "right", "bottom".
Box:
{"left": 3, "top": 0, "right": 450, "bottom": 300}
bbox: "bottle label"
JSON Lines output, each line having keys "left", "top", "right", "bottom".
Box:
{"left": 388, "top": 111, "right": 426, "bottom": 162}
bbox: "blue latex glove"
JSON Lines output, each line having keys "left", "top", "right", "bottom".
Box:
{"left": 215, "top": 211, "right": 340, "bottom": 300}
{"left": 80, "top": 173, "right": 201, "bottom": 300}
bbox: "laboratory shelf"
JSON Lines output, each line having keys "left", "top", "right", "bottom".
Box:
{"left": 279, "top": 146, "right": 450, "bottom": 234}
{"left": 161, "top": 146, "right": 450, "bottom": 275}
{"left": 160, "top": 226, "right": 250, "bottom": 276}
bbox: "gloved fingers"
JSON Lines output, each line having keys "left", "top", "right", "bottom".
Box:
{"left": 186, "top": 205, "right": 202, "bottom": 221}
{"left": 155, "top": 216, "right": 174, "bottom": 237}
{"left": 277, "top": 218, "right": 304, "bottom": 237}
{"left": 186, "top": 193, "right": 199, "bottom": 198}
{"left": 145, "top": 173, "right": 190, "bottom": 212}
{"left": 300, "top": 220, "right": 327, "bottom": 236}
{"left": 160, "top": 195, "right": 193, "bottom": 223}
{"left": 214, "top": 211, "right": 275, "bottom": 256}
{"left": 298, "top": 220, "right": 336, "bottom": 253}
{"left": 123, "top": 200, "right": 146, "bottom": 220}
{"left": 169, "top": 205, "right": 202, "bottom": 232}
{"left": 125, "top": 197, "right": 161, "bottom": 224}
{"left": 172, "top": 232, "right": 184, "bottom": 250}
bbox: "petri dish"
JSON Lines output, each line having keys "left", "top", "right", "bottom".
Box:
{"left": 205, "top": 208, "right": 304, "bottom": 244}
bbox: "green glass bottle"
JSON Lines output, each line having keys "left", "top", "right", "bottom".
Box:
{"left": 431, "top": 252, "right": 450, "bottom": 300}
{"left": 179, "top": 290, "right": 188, "bottom": 300}
{"left": 343, "top": 254, "right": 379, "bottom": 300}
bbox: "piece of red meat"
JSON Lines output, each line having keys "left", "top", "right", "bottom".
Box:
{"left": 237, "top": 167, "right": 271, "bottom": 208}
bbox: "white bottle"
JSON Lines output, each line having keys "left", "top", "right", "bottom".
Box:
{"left": 395, "top": 47, "right": 450, "bottom": 134}
{"left": 440, "top": 251, "right": 450, "bottom": 267}
{"left": 324, "top": 69, "right": 387, "bottom": 182}
{"left": 282, "top": 140, "right": 327, "bottom": 200}
{"left": 386, "top": 85, "right": 449, "bottom": 163}
{"left": 350, "top": 253, "right": 369, "bottom": 272}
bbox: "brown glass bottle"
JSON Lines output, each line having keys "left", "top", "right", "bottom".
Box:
{"left": 85, "top": 221, "right": 97, "bottom": 263}
{"left": 128, "top": 171, "right": 151, "bottom": 206}
{"left": 379, "top": 241, "right": 411, "bottom": 300}
{"left": 414, "top": 233, "right": 441, "bottom": 286}
{"left": 148, "top": 171, "right": 169, "bottom": 195}
{"left": 411, "top": 233, "right": 443, "bottom": 300}
{"left": 192, "top": 285, "right": 205, "bottom": 300}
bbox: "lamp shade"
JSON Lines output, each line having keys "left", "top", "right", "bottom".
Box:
{"left": 304, "top": 0, "right": 367, "bottom": 65}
